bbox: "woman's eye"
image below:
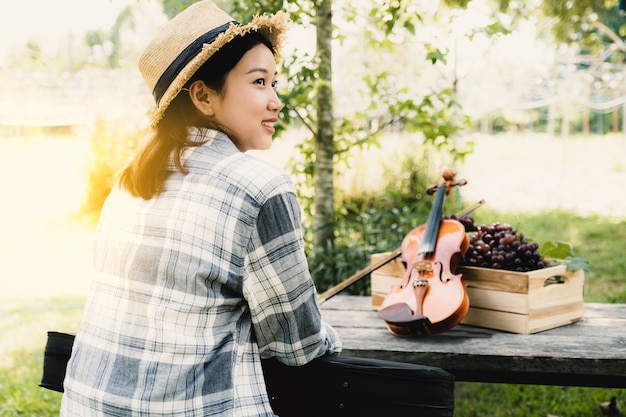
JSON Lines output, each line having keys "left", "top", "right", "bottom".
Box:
{"left": 254, "top": 79, "right": 278, "bottom": 89}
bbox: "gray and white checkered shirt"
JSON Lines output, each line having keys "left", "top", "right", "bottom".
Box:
{"left": 61, "top": 128, "right": 341, "bottom": 416}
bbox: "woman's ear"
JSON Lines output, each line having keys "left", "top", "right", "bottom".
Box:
{"left": 188, "top": 80, "right": 214, "bottom": 117}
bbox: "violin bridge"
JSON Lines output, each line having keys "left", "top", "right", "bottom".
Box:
{"left": 410, "top": 261, "right": 433, "bottom": 287}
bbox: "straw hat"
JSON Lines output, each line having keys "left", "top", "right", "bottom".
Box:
{"left": 138, "top": 0, "right": 287, "bottom": 127}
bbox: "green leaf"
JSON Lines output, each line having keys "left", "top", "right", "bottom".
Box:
{"left": 539, "top": 240, "right": 575, "bottom": 259}
{"left": 485, "top": 21, "right": 512, "bottom": 36}
{"left": 403, "top": 20, "right": 416, "bottom": 35}
{"left": 540, "top": 240, "right": 589, "bottom": 272}
{"left": 565, "top": 257, "right": 589, "bottom": 272}
{"left": 425, "top": 47, "right": 446, "bottom": 65}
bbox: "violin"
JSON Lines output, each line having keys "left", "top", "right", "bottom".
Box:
{"left": 317, "top": 199, "right": 483, "bottom": 305}
{"left": 377, "top": 169, "right": 470, "bottom": 337}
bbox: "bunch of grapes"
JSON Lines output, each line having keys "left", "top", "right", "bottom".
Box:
{"left": 445, "top": 215, "right": 546, "bottom": 271}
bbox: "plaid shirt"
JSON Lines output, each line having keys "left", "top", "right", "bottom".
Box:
{"left": 61, "top": 128, "right": 342, "bottom": 416}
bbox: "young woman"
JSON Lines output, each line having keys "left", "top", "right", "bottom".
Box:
{"left": 61, "top": 2, "right": 341, "bottom": 416}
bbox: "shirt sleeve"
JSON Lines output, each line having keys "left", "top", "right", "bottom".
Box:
{"left": 243, "top": 191, "right": 342, "bottom": 366}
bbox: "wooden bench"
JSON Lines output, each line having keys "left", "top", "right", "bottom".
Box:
{"left": 320, "top": 295, "right": 626, "bottom": 388}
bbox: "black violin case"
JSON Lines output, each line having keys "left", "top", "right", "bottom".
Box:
{"left": 41, "top": 331, "right": 454, "bottom": 416}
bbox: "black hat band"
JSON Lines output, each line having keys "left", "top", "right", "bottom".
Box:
{"left": 152, "top": 21, "right": 238, "bottom": 105}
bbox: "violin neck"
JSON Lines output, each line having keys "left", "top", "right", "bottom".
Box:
{"left": 418, "top": 185, "right": 446, "bottom": 258}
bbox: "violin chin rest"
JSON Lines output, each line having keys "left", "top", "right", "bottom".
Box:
{"left": 378, "top": 303, "right": 427, "bottom": 323}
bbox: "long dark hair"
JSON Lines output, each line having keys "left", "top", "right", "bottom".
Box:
{"left": 119, "top": 33, "right": 274, "bottom": 199}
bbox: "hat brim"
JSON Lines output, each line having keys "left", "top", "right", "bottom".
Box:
{"left": 150, "top": 12, "right": 287, "bottom": 128}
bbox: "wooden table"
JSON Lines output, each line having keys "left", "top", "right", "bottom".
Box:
{"left": 320, "top": 296, "right": 626, "bottom": 388}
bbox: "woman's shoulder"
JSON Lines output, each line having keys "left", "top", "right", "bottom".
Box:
{"left": 223, "top": 153, "right": 295, "bottom": 201}
{"left": 182, "top": 129, "right": 296, "bottom": 202}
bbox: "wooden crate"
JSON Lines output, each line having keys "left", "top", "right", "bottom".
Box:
{"left": 370, "top": 252, "right": 585, "bottom": 334}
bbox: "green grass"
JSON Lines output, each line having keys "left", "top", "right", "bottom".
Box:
{"left": 1, "top": 210, "right": 624, "bottom": 416}
{"left": 455, "top": 384, "right": 624, "bottom": 416}
{"left": 0, "top": 302, "right": 83, "bottom": 416}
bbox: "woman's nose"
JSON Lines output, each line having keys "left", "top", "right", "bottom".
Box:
{"left": 269, "top": 91, "right": 284, "bottom": 112}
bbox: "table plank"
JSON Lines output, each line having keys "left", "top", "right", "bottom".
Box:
{"left": 320, "top": 296, "right": 626, "bottom": 388}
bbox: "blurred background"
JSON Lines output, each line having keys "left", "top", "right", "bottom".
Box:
{"left": 2, "top": 0, "right": 624, "bottom": 302}
{"left": 1, "top": 1, "right": 625, "bottom": 415}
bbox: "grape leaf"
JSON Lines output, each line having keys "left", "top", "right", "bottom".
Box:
{"left": 540, "top": 240, "right": 589, "bottom": 272}
{"left": 540, "top": 240, "right": 574, "bottom": 258}
{"left": 564, "top": 257, "right": 589, "bottom": 272}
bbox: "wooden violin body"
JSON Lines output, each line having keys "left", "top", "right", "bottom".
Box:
{"left": 378, "top": 170, "right": 471, "bottom": 337}
{"left": 378, "top": 219, "right": 469, "bottom": 336}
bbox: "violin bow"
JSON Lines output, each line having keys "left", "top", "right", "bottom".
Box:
{"left": 317, "top": 198, "right": 485, "bottom": 304}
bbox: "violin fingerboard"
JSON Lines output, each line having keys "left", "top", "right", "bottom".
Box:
{"left": 419, "top": 186, "right": 445, "bottom": 256}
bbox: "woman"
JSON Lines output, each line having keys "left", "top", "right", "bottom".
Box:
{"left": 61, "top": 2, "right": 341, "bottom": 416}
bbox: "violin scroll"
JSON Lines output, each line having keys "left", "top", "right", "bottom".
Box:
{"left": 426, "top": 169, "right": 467, "bottom": 195}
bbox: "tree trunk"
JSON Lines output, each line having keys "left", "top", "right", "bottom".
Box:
{"left": 313, "top": 0, "right": 335, "bottom": 255}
